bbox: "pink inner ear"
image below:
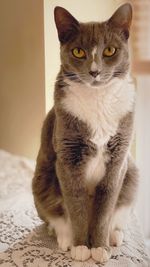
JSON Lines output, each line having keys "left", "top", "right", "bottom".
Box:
{"left": 54, "top": 6, "right": 79, "bottom": 43}
{"left": 108, "top": 3, "right": 132, "bottom": 30}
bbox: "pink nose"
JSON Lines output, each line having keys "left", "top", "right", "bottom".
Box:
{"left": 89, "top": 71, "right": 100, "bottom": 78}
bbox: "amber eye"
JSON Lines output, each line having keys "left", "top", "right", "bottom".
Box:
{"left": 72, "top": 48, "right": 86, "bottom": 59}
{"left": 103, "top": 46, "right": 116, "bottom": 57}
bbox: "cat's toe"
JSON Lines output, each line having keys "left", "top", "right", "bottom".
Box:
{"left": 57, "top": 235, "right": 72, "bottom": 251}
{"left": 71, "top": 245, "right": 91, "bottom": 261}
{"left": 91, "top": 247, "right": 111, "bottom": 263}
{"left": 110, "top": 229, "right": 124, "bottom": 247}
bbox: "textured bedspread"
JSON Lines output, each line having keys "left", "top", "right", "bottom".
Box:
{"left": 0, "top": 150, "right": 149, "bottom": 267}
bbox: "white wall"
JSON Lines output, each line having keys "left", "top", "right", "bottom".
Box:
{"left": 44, "top": 0, "right": 122, "bottom": 112}
{"left": 136, "top": 76, "right": 150, "bottom": 239}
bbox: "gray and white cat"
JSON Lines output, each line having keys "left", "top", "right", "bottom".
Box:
{"left": 32, "top": 3, "right": 138, "bottom": 263}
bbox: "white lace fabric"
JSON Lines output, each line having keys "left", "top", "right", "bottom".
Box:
{"left": 0, "top": 149, "right": 149, "bottom": 267}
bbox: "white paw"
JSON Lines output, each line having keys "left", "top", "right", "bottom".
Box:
{"left": 49, "top": 217, "right": 73, "bottom": 252}
{"left": 91, "top": 247, "right": 111, "bottom": 263}
{"left": 110, "top": 229, "right": 124, "bottom": 247}
{"left": 71, "top": 246, "right": 91, "bottom": 261}
{"left": 57, "top": 235, "right": 72, "bottom": 251}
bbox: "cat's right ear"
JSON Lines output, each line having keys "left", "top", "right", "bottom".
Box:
{"left": 54, "top": 7, "right": 80, "bottom": 44}
{"left": 108, "top": 3, "right": 132, "bottom": 40}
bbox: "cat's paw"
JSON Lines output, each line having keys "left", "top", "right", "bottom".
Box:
{"left": 91, "top": 247, "right": 111, "bottom": 263}
{"left": 71, "top": 246, "right": 91, "bottom": 261}
{"left": 57, "top": 235, "right": 72, "bottom": 252}
{"left": 110, "top": 229, "right": 124, "bottom": 247}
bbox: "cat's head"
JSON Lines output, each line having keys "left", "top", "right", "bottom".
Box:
{"left": 54, "top": 4, "right": 132, "bottom": 87}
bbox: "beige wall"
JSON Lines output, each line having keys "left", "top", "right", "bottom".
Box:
{"left": 44, "top": 0, "right": 122, "bottom": 112}
{"left": 0, "top": 0, "right": 45, "bottom": 159}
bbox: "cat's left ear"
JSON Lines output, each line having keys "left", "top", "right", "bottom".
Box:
{"left": 54, "top": 6, "right": 80, "bottom": 44}
{"left": 108, "top": 3, "right": 132, "bottom": 40}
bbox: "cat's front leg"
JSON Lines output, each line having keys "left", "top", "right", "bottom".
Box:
{"left": 56, "top": 159, "right": 91, "bottom": 261}
{"left": 90, "top": 171, "right": 127, "bottom": 263}
{"left": 90, "top": 165, "right": 128, "bottom": 263}
{"left": 90, "top": 183, "right": 114, "bottom": 263}
{"left": 90, "top": 112, "right": 134, "bottom": 263}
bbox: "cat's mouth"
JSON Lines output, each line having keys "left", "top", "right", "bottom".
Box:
{"left": 91, "top": 80, "right": 102, "bottom": 86}
{"left": 90, "top": 77, "right": 112, "bottom": 87}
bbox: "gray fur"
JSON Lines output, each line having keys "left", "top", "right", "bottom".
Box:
{"left": 32, "top": 3, "right": 138, "bottom": 261}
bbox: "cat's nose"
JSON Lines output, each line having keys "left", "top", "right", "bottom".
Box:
{"left": 89, "top": 70, "right": 100, "bottom": 78}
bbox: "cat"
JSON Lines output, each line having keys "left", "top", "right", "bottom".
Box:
{"left": 32, "top": 3, "right": 138, "bottom": 263}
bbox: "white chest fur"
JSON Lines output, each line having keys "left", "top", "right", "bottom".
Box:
{"left": 61, "top": 77, "right": 135, "bottom": 194}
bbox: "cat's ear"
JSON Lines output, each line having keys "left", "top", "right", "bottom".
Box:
{"left": 108, "top": 3, "right": 132, "bottom": 40}
{"left": 54, "top": 6, "right": 80, "bottom": 44}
